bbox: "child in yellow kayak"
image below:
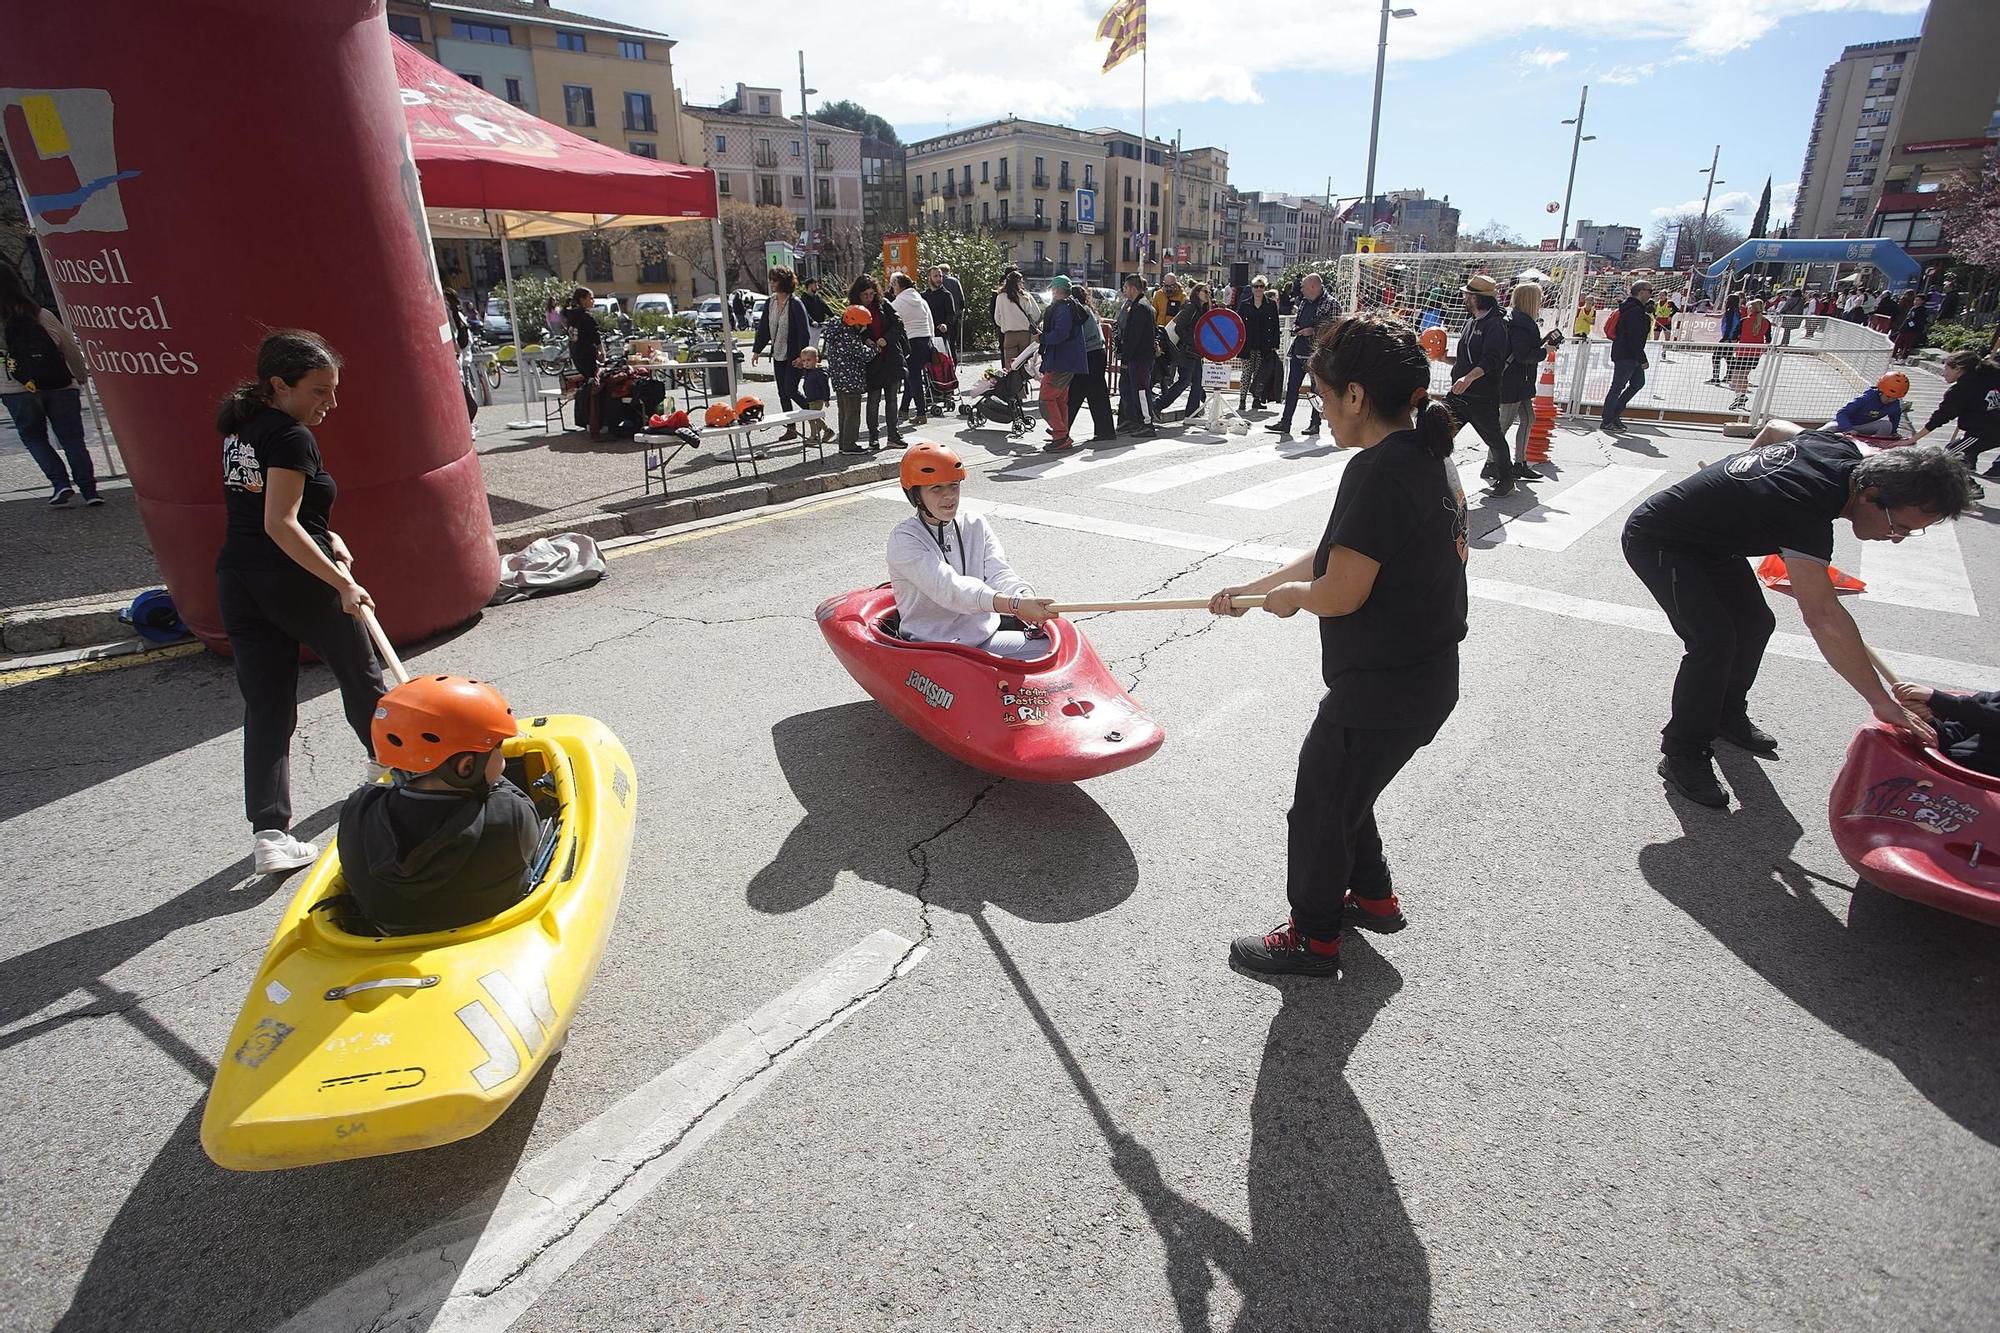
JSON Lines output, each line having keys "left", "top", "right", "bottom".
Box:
{"left": 888, "top": 442, "right": 1057, "bottom": 660}
{"left": 340, "top": 675, "right": 542, "bottom": 934}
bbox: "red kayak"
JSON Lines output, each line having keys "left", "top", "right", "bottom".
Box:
{"left": 1828, "top": 724, "right": 2000, "bottom": 926}
{"left": 815, "top": 585, "right": 1165, "bottom": 783}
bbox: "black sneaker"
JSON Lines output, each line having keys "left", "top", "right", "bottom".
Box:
{"left": 84, "top": 494, "right": 106, "bottom": 507}
{"left": 1658, "top": 753, "right": 1728, "bottom": 808}
{"left": 1345, "top": 891, "right": 1407, "bottom": 934}
{"left": 1716, "top": 715, "right": 1778, "bottom": 756}
{"left": 1266, "top": 422, "right": 1293, "bottom": 436}
{"left": 1229, "top": 918, "right": 1342, "bottom": 977}
{"left": 48, "top": 487, "right": 74, "bottom": 507}
{"left": 1513, "top": 464, "right": 1546, "bottom": 481}
{"left": 1487, "top": 477, "right": 1516, "bottom": 498}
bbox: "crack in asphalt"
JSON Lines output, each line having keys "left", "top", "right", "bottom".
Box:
{"left": 430, "top": 798, "right": 989, "bottom": 1312}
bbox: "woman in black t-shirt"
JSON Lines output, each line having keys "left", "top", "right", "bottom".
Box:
{"left": 1207, "top": 314, "right": 1469, "bottom": 977}
{"left": 566, "top": 286, "right": 602, "bottom": 431}
{"left": 215, "top": 330, "right": 387, "bottom": 875}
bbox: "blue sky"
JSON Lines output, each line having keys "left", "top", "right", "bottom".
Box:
{"left": 634, "top": 0, "right": 1929, "bottom": 243}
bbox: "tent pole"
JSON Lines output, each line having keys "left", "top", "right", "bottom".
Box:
{"left": 501, "top": 218, "right": 540, "bottom": 430}
{"left": 713, "top": 215, "right": 738, "bottom": 400}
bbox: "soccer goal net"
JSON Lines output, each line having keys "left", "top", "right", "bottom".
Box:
{"left": 1334, "top": 250, "right": 1588, "bottom": 394}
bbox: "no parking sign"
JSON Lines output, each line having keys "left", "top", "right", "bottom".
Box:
{"left": 1193, "top": 306, "right": 1246, "bottom": 362}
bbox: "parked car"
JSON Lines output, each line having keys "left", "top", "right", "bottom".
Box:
{"left": 695, "top": 296, "right": 724, "bottom": 331}
{"left": 633, "top": 292, "right": 677, "bottom": 317}
{"left": 481, "top": 296, "right": 513, "bottom": 340}
{"left": 591, "top": 296, "right": 621, "bottom": 321}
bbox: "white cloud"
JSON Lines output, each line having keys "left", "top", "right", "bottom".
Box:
{"left": 1521, "top": 46, "right": 1570, "bottom": 70}
{"left": 1650, "top": 180, "right": 1801, "bottom": 222}
{"left": 600, "top": 0, "right": 1928, "bottom": 129}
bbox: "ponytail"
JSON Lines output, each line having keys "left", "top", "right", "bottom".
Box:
{"left": 1414, "top": 399, "right": 1455, "bottom": 461}
{"left": 215, "top": 329, "right": 341, "bottom": 435}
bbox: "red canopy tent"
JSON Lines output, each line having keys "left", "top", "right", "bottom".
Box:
{"left": 393, "top": 40, "right": 728, "bottom": 421}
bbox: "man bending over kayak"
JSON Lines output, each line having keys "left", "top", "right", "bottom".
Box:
{"left": 888, "top": 442, "right": 1058, "bottom": 660}
{"left": 341, "top": 675, "right": 542, "bottom": 934}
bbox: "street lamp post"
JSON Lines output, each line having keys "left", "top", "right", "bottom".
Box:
{"left": 1556, "top": 85, "right": 1595, "bottom": 251}
{"left": 1359, "top": 1, "right": 1416, "bottom": 251}
{"left": 798, "top": 52, "right": 819, "bottom": 278}
{"left": 1695, "top": 145, "right": 1724, "bottom": 292}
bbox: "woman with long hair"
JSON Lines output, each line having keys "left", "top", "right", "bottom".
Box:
{"left": 565, "top": 285, "right": 600, "bottom": 431}
{"left": 0, "top": 263, "right": 98, "bottom": 505}
{"left": 1238, "top": 276, "right": 1280, "bottom": 413}
{"left": 215, "top": 330, "right": 387, "bottom": 874}
{"left": 1910, "top": 348, "right": 2000, "bottom": 494}
{"left": 1206, "top": 315, "right": 1469, "bottom": 976}
{"left": 1498, "top": 281, "right": 1552, "bottom": 482}
{"left": 1710, "top": 292, "right": 1742, "bottom": 385}
{"left": 991, "top": 269, "right": 1042, "bottom": 367}
{"left": 1156, "top": 282, "right": 1212, "bottom": 418}
{"left": 849, "top": 274, "right": 908, "bottom": 450}
{"left": 1728, "top": 298, "right": 1771, "bottom": 410}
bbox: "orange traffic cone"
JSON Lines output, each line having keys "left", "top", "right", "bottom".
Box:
{"left": 1756, "top": 554, "right": 1866, "bottom": 596}
{"left": 1525, "top": 347, "right": 1557, "bottom": 463}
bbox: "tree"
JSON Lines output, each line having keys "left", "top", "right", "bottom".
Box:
{"left": 658, "top": 202, "right": 794, "bottom": 293}
{"left": 1460, "top": 220, "right": 1527, "bottom": 252}
{"left": 1748, "top": 177, "right": 1773, "bottom": 241}
{"left": 1939, "top": 149, "right": 2000, "bottom": 268}
{"left": 814, "top": 99, "right": 898, "bottom": 146}
{"left": 1642, "top": 211, "right": 1746, "bottom": 267}
{"left": 911, "top": 225, "right": 1009, "bottom": 353}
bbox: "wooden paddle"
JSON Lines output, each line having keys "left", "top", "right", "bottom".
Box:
{"left": 1864, "top": 645, "right": 1900, "bottom": 689}
{"left": 357, "top": 603, "right": 411, "bottom": 686}
{"left": 1046, "top": 595, "right": 1268, "bottom": 614}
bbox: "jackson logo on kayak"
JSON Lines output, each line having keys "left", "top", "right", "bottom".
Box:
{"left": 906, "top": 670, "right": 954, "bottom": 710}
{"left": 232, "top": 1016, "right": 295, "bottom": 1070}
{"left": 1847, "top": 776, "right": 1982, "bottom": 836}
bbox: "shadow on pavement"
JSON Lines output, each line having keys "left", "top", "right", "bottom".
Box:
{"left": 0, "top": 489, "right": 161, "bottom": 609}
{"left": 1638, "top": 749, "right": 2000, "bottom": 1147}
{"left": 0, "top": 800, "right": 343, "bottom": 1046}
{"left": 980, "top": 914, "right": 1430, "bottom": 1331}
{"left": 749, "top": 701, "right": 1137, "bottom": 923}
{"left": 54, "top": 1062, "right": 555, "bottom": 1333}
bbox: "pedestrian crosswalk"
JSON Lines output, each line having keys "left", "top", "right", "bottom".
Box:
{"left": 968, "top": 433, "right": 1989, "bottom": 620}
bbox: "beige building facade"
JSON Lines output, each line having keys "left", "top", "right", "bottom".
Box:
{"left": 682, "top": 85, "right": 866, "bottom": 280}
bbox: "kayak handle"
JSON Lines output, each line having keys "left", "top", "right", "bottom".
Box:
{"left": 325, "top": 975, "right": 439, "bottom": 1001}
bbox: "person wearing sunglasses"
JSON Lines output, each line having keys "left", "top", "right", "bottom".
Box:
{"left": 1621, "top": 427, "right": 1974, "bottom": 809}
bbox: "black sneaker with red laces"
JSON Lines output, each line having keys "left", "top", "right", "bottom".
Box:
{"left": 1229, "top": 918, "right": 1342, "bottom": 977}
{"left": 1345, "top": 890, "right": 1407, "bottom": 934}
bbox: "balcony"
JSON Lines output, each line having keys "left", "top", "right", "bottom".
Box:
{"left": 625, "top": 112, "right": 656, "bottom": 133}
{"left": 1031, "top": 174, "right": 1048, "bottom": 189}
{"left": 754, "top": 149, "right": 779, "bottom": 169}
{"left": 995, "top": 173, "right": 1010, "bottom": 191}
{"left": 997, "top": 217, "right": 1050, "bottom": 232}
{"left": 941, "top": 180, "right": 957, "bottom": 198}
{"left": 1057, "top": 219, "right": 1075, "bottom": 233}
{"left": 1058, "top": 174, "right": 1072, "bottom": 192}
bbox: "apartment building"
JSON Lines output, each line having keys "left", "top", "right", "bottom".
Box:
{"left": 681, "top": 85, "right": 865, "bottom": 277}
{"left": 1791, "top": 35, "right": 1921, "bottom": 238}
{"left": 1572, "top": 219, "right": 1642, "bottom": 264}
{"left": 906, "top": 118, "right": 1119, "bottom": 284}
{"left": 386, "top": 0, "right": 692, "bottom": 299}
{"left": 1096, "top": 128, "right": 1170, "bottom": 281}
{"left": 1391, "top": 192, "right": 1460, "bottom": 252}
{"left": 1169, "top": 146, "right": 1230, "bottom": 282}
{"left": 1869, "top": 0, "right": 2000, "bottom": 262}
{"left": 860, "top": 134, "right": 909, "bottom": 253}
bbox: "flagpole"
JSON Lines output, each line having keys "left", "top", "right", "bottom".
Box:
{"left": 1141, "top": 41, "right": 1149, "bottom": 286}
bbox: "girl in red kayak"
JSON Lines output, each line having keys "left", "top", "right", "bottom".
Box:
{"left": 888, "top": 442, "right": 1058, "bottom": 660}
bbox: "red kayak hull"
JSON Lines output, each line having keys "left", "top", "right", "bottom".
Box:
{"left": 1828, "top": 724, "right": 2000, "bottom": 926}
{"left": 815, "top": 586, "right": 1165, "bottom": 783}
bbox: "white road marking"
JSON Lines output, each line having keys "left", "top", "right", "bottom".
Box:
{"left": 271, "top": 930, "right": 923, "bottom": 1333}
{"left": 1860, "top": 521, "right": 1980, "bottom": 616}
{"left": 1101, "top": 442, "right": 1327, "bottom": 495}
{"left": 997, "top": 436, "right": 1202, "bottom": 482}
{"left": 868, "top": 491, "right": 1995, "bottom": 680}
{"left": 1490, "top": 465, "right": 1662, "bottom": 552}
{"left": 1212, "top": 453, "right": 1353, "bottom": 510}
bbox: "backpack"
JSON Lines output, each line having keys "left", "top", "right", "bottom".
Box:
{"left": 3, "top": 312, "right": 73, "bottom": 392}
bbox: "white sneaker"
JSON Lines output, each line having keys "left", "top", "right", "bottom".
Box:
{"left": 253, "top": 829, "right": 318, "bottom": 875}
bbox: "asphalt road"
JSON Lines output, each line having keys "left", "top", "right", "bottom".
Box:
{"left": 3, "top": 411, "right": 1996, "bottom": 1332}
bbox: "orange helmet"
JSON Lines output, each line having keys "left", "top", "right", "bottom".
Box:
{"left": 371, "top": 676, "right": 517, "bottom": 773}
{"left": 1876, "top": 371, "right": 1909, "bottom": 401}
{"left": 704, "top": 402, "right": 738, "bottom": 428}
{"left": 1418, "top": 326, "right": 1448, "bottom": 362}
{"left": 900, "top": 441, "right": 966, "bottom": 491}
{"left": 841, "top": 304, "right": 872, "bottom": 328}
{"left": 733, "top": 394, "right": 765, "bottom": 423}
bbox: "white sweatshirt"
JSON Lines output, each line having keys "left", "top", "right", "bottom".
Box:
{"left": 992, "top": 289, "right": 1043, "bottom": 335}
{"left": 887, "top": 509, "right": 1033, "bottom": 646}
{"left": 892, "top": 287, "right": 935, "bottom": 340}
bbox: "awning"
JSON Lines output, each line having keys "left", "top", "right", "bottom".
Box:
{"left": 394, "top": 38, "right": 715, "bottom": 235}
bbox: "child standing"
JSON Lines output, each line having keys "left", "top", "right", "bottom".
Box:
{"left": 796, "top": 346, "right": 834, "bottom": 444}
{"left": 823, "top": 305, "right": 876, "bottom": 454}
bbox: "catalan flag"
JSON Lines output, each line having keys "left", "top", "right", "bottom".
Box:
{"left": 1097, "top": 0, "right": 1146, "bottom": 73}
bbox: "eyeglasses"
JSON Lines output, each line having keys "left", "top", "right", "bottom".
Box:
{"left": 1878, "top": 501, "right": 1928, "bottom": 538}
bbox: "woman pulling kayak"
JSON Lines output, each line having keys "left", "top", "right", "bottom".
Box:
{"left": 215, "top": 329, "right": 387, "bottom": 874}
{"left": 888, "top": 442, "right": 1057, "bottom": 660}
{"left": 1208, "top": 314, "right": 1469, "bottom": 976}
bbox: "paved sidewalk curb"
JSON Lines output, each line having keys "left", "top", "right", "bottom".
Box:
{"left": 3, "top": 453, "right": 913, "bottom": 656}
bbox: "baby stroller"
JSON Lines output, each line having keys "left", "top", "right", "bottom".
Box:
{"left": 925, "top": 346, "right": 959, "bottom": 415}
{"left": 959, "top": 343, "right": 1038, "bottom": 435}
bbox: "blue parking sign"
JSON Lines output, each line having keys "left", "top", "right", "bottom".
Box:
{"left": 1075, "top": 187, "right": 1096, "bottom": 226}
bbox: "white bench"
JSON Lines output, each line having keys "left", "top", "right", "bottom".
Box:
{"left": 635, "top": 407, "right": 831, "bottom": 488}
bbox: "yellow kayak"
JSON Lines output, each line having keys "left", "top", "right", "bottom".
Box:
{"left": 201, "top": 715, "right": 637, "bottom": 1171}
